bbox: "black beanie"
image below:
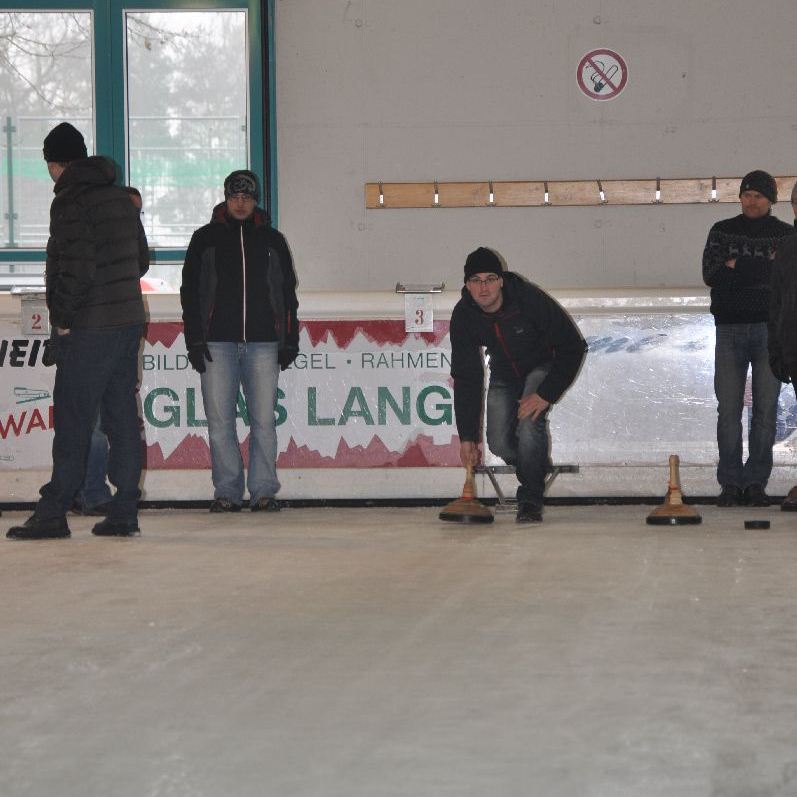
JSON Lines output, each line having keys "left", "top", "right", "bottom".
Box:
{"left": 739, "top": 170, "right": 777, "bottom": 203}
{"left": 464, "top": 247, "right": 503, "bottom": 281}
{"left": 42, "top": 123, "right": 87, "bottom": 163}
{"left": 224, "top": 170, "right": 259, "bottom": 202}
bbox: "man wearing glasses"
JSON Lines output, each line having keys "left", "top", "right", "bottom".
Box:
{"left": 768, "top": 180, "right": 797, "bottom": 511}
{"left": 450, "top": 247, "right": 586, "bottom": 523}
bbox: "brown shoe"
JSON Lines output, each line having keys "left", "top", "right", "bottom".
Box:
{"left": 781, "top": 486, "right": 797, "bottom": 512}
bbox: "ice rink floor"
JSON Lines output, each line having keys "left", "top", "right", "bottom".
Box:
{"left": 2, "top": 504, "right": 797, "bottom": 797}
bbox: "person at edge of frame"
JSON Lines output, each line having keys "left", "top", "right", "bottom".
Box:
{"left": 180, "top": 170, "right": 299, "bottom": 513}
{"left": 702, "top": 170, "right": 793, "bottom": 508}
{"left": 449, "top": 247, "right": 587, "bottom": 524}
{"left": 768, "top": 179, "right": 797, "bottom": 511}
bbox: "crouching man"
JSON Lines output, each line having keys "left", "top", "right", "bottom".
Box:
{"left": 450, "top": 247, "right": 586, "bottom": 523}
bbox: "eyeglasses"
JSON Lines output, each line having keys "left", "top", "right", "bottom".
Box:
{"left": 467, "top": 275, "right": 501, "bottom": 286}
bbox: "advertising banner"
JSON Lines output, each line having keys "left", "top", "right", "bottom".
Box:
{"left": 1, "top": 315, "right": 795, "bottom": 472}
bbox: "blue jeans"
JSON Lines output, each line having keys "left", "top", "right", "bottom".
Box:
{"left": 37, "top": 324, "right": 144, "bottom": 522}
{"left": 201, "top": 341, "right": 281, "bottom": 503}
{"left": 714, "top": 323, "right": 780, "bottom": 488}
{"left": 486, "top": 366, "right": 552, "bottom": 506}
{"left": 79, "top": 413, "right": 112, "bottom": 508}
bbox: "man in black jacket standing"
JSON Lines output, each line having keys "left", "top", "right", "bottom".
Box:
{"left": 180, "top": 171, "right": 299, "bottom": 513}
{"left": 450, "top": 248, "right": 586, "bottom": 523}
{"left": 768, "top": 179, "right": 797, "bottom": 511}
{"left": 7, "top": 123, "right": 149, "bottom": 540}
{"left": 702, "top": 170, "right": 793, "bottom": 507}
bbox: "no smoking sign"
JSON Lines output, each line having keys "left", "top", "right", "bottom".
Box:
{"left": 577, "top": 49, "right": 628, "bottom": 101}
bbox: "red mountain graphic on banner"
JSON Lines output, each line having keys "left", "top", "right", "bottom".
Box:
{"left": 145, "top": 433, "right": 460, "bottom": 470}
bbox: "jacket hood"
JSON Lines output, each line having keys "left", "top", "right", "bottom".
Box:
{"left": 210, "top": 201, "right": 271, "bottom": 227}
{"left": 54, "top": 155, "right": 117, "bottom": 193}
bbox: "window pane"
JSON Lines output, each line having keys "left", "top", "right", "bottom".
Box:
{"left": 126, "top": 11, "right": 249, "bottom": 249}
{"left": 0, "top": 11, "right": 94, "bottom": 250}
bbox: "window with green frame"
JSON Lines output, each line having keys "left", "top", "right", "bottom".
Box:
{"left": 0, "top": 0, "right": 273, "bottom": 291}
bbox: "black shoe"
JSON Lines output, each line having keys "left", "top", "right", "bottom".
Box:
{"left": 781, "top": 486, "right": 797, "bottom": 512}
{"left": 717, "top": 485, "right": 743, "bottom": 507}
{"left": 92, "top": 517, "right": 140, "bottom": 537}
{"left": 7, "top": 514, "right": 71, "bottom": 540}
{"left": 72, "top": 500, "right": 111, "bottom": 517}
{"left": 516, "top": 502, "right": 543, "bottom": 523}
{"left": 209, "top": 498, "right": 241, "bottom": 513}
{"left": 250, "top": 497, "right": 280, "bottom": 512}
{"left": 743, "top": 483, "right": 770, "bottom": 507}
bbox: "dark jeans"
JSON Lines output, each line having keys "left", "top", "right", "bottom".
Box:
{"left": 79, "top": 413, "right": 112, "bottom": 508}
{"left": 36, "top": 324, "right": 144, "bottom": 523}
{"left": 714, "top": 322, "right": 780, "bottom": 489}
{"left": 486, "top": 366, "right": 552, "bottom": 506}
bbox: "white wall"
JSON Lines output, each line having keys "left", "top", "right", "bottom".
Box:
{"left": 275, "top": 0, "right": 797, "bottom": 292}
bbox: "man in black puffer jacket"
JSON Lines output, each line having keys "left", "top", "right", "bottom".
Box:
{"left": 450, "top": 247, "right": 586, "bottom": 523}
{"left": 7, "top": 123, "right": 149, "bottom": 541}
{"left": 702, "top": 170, "right": 793, "bottom": 508}
{"left": 180, "top": 170, "right": 299, "bottom": 513}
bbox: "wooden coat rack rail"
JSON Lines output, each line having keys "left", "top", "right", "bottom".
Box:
{"left": 365, "top": 176, "right": 797, "bottom": 209}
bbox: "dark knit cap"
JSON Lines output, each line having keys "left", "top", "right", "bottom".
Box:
{"left": 224, "top": 170, "right": 259, "bottom": 202}
{"left": 464, "top": 247, "right": 503, "bottom": 281}
{"left": 739, "top": 170, "right": 777, "bottom": 203}
{"left": 42, "top": 122, "right": 87, "bottom": 163}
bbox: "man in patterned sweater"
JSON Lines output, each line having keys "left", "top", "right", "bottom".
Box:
{"left": 702, "top": 170, "right": 793, "bottom": 507}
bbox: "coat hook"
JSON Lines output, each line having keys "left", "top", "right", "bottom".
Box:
{"left": 378, "top": 182, "right": 384, "bottom": 207}
{"left": 597, "top": 179, "right": 607, "bottom": 204}
{"left": 654, "top": 176, "right": 662, "bottom": 204}
{"left": 488, "top": 180, "right": 495, "bottom": 206}
{"left": 710, "top": 176, "right": 718, "bottom": 202}
{"left": 544, "top": 181, "right": 551, "bottom": 206}
{"left": 433, "top": 180, "right": 440, "bottom": 207}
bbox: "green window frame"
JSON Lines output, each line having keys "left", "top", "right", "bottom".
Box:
{"left": 0, "top": 0, "right": 276, "bottom": 273}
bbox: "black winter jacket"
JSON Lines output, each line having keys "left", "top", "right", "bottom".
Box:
{"left": 450, "top": 272, "right": 587, "bottom": 442}
{"left": 180, "top": 204, "right": 299, "bottom": 363}
{"left": 701, "top": 212, "right": 793, "bottom": 325}
{"left": 45, "top": 156, "right": 148, "bottom": 329}
{"left": 769, "top": 233, "right": 797, "bottom": 381}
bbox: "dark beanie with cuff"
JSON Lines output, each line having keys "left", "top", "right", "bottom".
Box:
{"left": 42, "top": 122, "right": 87, "bottom": 163}
{"left": 739, "top": 170, "right": 777, "bottom": 203}
{"left": 464, "top": 247, "right": 503, "bottom": 281}
{"left": 224, "top": 170, "right": 260, "bottom": 202}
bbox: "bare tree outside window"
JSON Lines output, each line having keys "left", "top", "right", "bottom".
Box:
{"left": 0, "top": 9, "right": 249, "bottom": 270}
{"left": 126, "top": 11, "right": 249, "bottom": 250}
{"left": 0, "top": 11, "right": 93, "bottom": 253}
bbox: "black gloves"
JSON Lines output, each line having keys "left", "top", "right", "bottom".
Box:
{"left": 187, "top": 343, "right": 296, "bottom": 373}
{"left": 278, "top": 345, "right": 299, "bottom": 371}
{"left": 187, "top": 343, "right": 212, "bottom": 374}
{"left": 42, "top": 332, "right": 59, "bottom": 367}
{"left": 769, "top": 355, "right": 792, "bottom": 384}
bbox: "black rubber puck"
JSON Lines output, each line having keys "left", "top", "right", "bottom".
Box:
{"left": 744, "top": 520, "right": 770, "bottom": 530}
{"left": 646, "top": 515, "right": 702, "bottom": 525}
